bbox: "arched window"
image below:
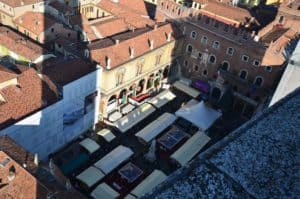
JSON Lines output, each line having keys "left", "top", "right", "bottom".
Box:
{"left": 209, "top": 55, "right": 216, "bottom": 64}
{"left": 201, "top": 36, "right": 208, "bottom": 45}
{"left": 186, "top": 44, "right": 193, "bottom": 54}
{"left": 194, "top": 65, "right": 199, "bottom": 72}
{"left": 212, "top": 41, "right": 220, "bottom": 49}
{"left": 226, "top": 47, "right": 234, "bottom": 56}
{"left": 116, "top": 68, "right": 125, "bottom": 86}
{"left": 239, "top": 70, "right": 247, "bottom": 79}
{"left": 254, "top": 76, "right": 263, "bottom": 87}
{"left": 221, "top": 61, "right": 230, "bottom": 71}
{"left": 190, "top": 31, "right": 197, "bottom": 39}
{"left": 202, "top": 69, "right": 208, "bottom": 76}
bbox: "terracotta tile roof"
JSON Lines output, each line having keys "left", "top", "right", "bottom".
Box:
{"left": 38, "top": 58, "right": 97, "bottom": 86}
{"left": 14, "top": 12, "right": 57, "bottom": 35}
{"left": 0, "top": 67, "right": 58, "bottom": 130}
{"left": 0, "top": 26, "right": 48, "bottom": 62}
{"left": 0, "top": 135, "right": 37, "bottom": 173}
{"left": 0, "top": 66, "right": 17, "bottom": 84}
{"left": 0, "top": 151, "right": 48, "bottom": 199}
{"left": 0, "top": 0, "right": 43, "bottom": 8}
{"left": 70, "top": 14, "right": 98, "bottom": 41}
{"left": 92, "top": 17, "right": 130, "bottom": 38}
{"left": 199, "top": 1, "right": 253, "bottom": 24}
{"left": 97, "top": 0, "right": 155, "bottom": 28}
{"left": 91, "top": 23, "right": 181, "bottom": 69}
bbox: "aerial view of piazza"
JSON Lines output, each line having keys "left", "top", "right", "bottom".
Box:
{"left": 0, "top": 0, "right": 299, "bottom": 198}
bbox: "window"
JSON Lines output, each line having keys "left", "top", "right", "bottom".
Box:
{"left": 209, "top": 55, "right": 216, "bottom": 64}
{"left": 254, "top": 76, "right": 263, "bottom": 87}
{"left": 265, "top": 66, "right": 272, "bottom": 72}
{"left": 194, "top": 65, "right": 199, "bottom": 72}
{"left": 184, "top": 60, "right": 188, "bottom": 66}
{"left": 202, "top": 69, "right": 208, "bottom": 76}
{"left": 186, "top": 44, "right": 193, "bottom": 54}
{"left": 155, "top": 54, "right": 162, "bottom": 65}
{"left": 242, "top": 55, "right": 249, "bottom": 62}
{"left": 226, "top": 47, "right": 234, "bottom": 56}
{"left": 221, "top": 61, "right": 230, "bottom": 71}
{"left": 214, "top": 21, "right": 219, "bottom": 28}
{"left": 51, "top": 28, "right": 54, "bottom": 33}
{"left": 224, "top": 24, "right": 229, "bottom": 32}
{"left": 136, "top": 60, "right": 144, "bottom": 76}
{"left": 212, "top": 41, "right": 220, "bottom": 49}
{"left": 198, "top": 52, "right": 202, "bottom": 59}
{"left": 253, "top": 60, "right": 260, "bottom": 67}
{"left": 116, "top": 70, "right": 125, "bottom": 86}
{"left": 201, "top": 36, "right": 208, "bottom": 45}
{"left": 205, "top": 17, "right": 210, "bottom": 24}
{"left": 279, "top": 16, "right": 284, "bottom": 23}
{"left": 197, "top": 14, "right": 202, "bottom": 20}
{"left": 190, "top": 31, "right": 197, "bottom": 39}
{"left": 233, "top": 28, "right": 238, "bottom": 35}
{"left": 243, "top": 33, "right": 248, "bottom": 40}
{"left": 32, "top": 5, "right": 35, "bottom": 9}
{"left": 239, "top": 70, "right": 247, "bottom": 79}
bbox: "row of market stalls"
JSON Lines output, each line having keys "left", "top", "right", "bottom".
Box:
{"left": 57, "top": 81, "right": 220, "bottom": 199}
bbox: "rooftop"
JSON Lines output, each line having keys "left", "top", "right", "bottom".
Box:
{"left": 0, "top": 0, "right": 43, "bottom": 8}
{"left": 90, "top": 22, "right": 182, "bottom": 69}
{"left": 14, "top": 12, "right": 57, "bottom": 36}
{"left": 0, "top": 66, "right": 58, "bottom": 130}
{"left": 0, "top": 26, "right": 49, "bottom": 62}
{"left": 149, "top": 88, "right": 300, "bottom": 198}
{"left": 37, "top": 58, "right": 97, "bottom": 86}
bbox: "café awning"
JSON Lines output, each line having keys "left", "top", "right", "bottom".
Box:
{"left": 90, "top": 183, "right": 120, "bottom": 199}
{"left": 97, "top": 129, "right": 116, "bottom": 142}
{"left": 79, "top": 138, "right": 100, "bottom": 154}
{"left": 173, "top": 81, "right": 200, "bottom": 98}
{"left": 76, "top": 166, "right": 105, "bottom": 188}
{"left": 148, "top": 90, "right": 176, "bottom": 108}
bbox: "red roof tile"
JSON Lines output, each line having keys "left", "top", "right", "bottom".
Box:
{"left": 0, "top": 67, "right": 58, "bottom": 130}
{"left": 0, "top": 26, "right": 48, "bottom": 62}
{"left": 0, "top": 0, "right": 43, "bottom": 8}
{"left": 14, "top": 12, "right": 57, "bottom": 35}
{"left": 91, "top": 23, "right": 181, "bottom": 69}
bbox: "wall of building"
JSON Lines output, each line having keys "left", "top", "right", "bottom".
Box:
{"left": 0, "top": 68, "right": 102, "bottom": 160}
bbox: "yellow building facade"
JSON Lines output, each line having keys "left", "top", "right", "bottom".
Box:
{"left": 97, "top": 38, "right": 181, "bottom": 118}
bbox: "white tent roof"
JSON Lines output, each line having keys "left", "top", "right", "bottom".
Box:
{"left": 148, "top": 90, "right": 176, "bottom": 108}
{"left": 79, "top": 138, "right": 100, "bottom": 154}
{"left": 135, "top": 113, "right": 177, "bottom": 143}
{"left": 175, "top": 101, "right": 222, "bottom": 131}
{"left": 171, "top": 131, "right": 211, "bottom": 166}
{"left": 124, "top": 194, "right": 137, "bottom": 199}
{"left": 114, "top": 103, "right": 156, "bottom": 133}
{"left": 173, "top": 81, "right": 200, "bottom": 98}
{"left": 130, "top": 170, "right": 167, "bottom": 198}
{"left": 91, "top": 183, "right": 120, "bottom": 199}
{"left": 97, "top": 129, "right": 116, "bottom": 142}
{"left": 94, "top": 145, "right": 133, "bottom": 174}
{"left": 76, "top": 166, "right": 105, "bottom": 188}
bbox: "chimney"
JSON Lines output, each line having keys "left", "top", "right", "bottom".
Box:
{"left": 154, "top": 24, "right": 158, "bottom": 30}
{"left": 34, "top": 153, "right": 39, "bottom": 166}
{"left": 115, "top": 39, "right": 120, "bottom": 44}
{"left": 129, "top": 47, "right": 134, "bottom": 58}
{"left": 7, "top": 166, "right": 16, "bottom": 181}
{"left": 167, "top": 32, "right": 172, "bottom": 42}
{"left": 149, "top": 39, "right": 154, "bottom": 50}
{"left": 106, "top": 56, "right": 111, "bottom": 69}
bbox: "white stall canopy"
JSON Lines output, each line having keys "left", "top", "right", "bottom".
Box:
{"left": 135, "top": 113, "right": 177, "bottom": 143}
{"left": 148, "top": 90, "right": 176, "bottom": 108}
{"left": 91, "top": 183, "right": 120, "bottom": 199}
{"left": 76, "top": 166, "right": 105, "bottom": 188}
{"left": 97, "top": 129, "right": 116, "bottom": 142}
{"left": 173, "top": 81, "right": 200, "bottom": 98}
{"left": 171, "top": 131, "right": 211, "bottom": 166}
{"left": 130, "top": 170, "right": 167, "bottom": 198}
{"left": 176, "top": 101, "right": 222, "bottom": 131}
{"left": 94, "top": 145, "right": 133, "bottom": 174}
{"left": 114, "top": 103, "right": 156, "bottom": 133}
{"left": 79, "top": 138, "right": 100, "bottom": 154}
